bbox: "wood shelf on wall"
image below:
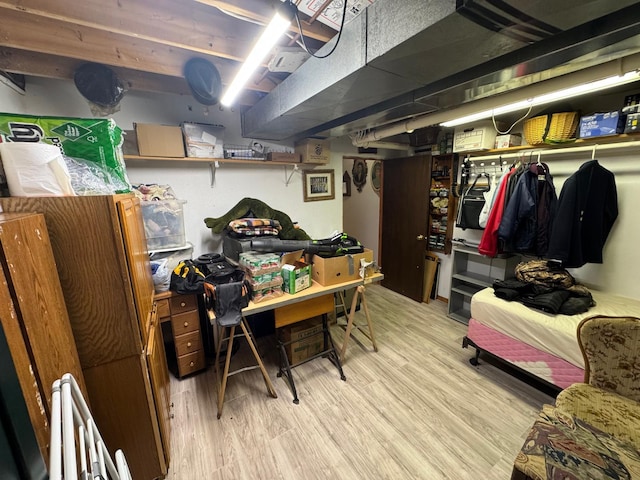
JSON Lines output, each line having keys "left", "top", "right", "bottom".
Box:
{"left": 462, "top": 132, "right": 640, "bottom": 157}
{"left": 123, "top": 154, "right": 322, "bottom": 167}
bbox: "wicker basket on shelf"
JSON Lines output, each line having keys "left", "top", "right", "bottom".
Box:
{"left": 523, "top": 112, "right": 579, "bottom": 146}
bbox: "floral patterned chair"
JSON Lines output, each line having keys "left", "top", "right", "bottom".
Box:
{"left": 512, "top": 315, "right": 640, "bottom": 480}
{"left": 555, "top": 315, "right": 640, "bottom": 447}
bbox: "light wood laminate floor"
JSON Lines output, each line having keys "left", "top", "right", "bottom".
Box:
{"left": 167, "top": 285, "right": 553, "bottom": 479}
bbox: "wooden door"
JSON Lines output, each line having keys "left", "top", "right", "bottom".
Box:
{"left": 380, "top": 154, "right": 430, "bottom": 301}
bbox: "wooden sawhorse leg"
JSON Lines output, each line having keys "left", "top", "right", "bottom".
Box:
{"left": 338, "top": 285, "right": 378, "bottom": 362}
{"left": 215, "top": 317, "right": 277, "bottom": 419}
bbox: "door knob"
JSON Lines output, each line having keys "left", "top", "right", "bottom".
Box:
{"left": 417, "top": 235, "right": 425, "bottom": 240}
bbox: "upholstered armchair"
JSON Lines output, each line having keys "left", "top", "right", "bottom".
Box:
{"left": 554, "top": 315, "right": 640, "bottom": 447}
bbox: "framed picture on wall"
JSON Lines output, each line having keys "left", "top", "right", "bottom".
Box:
{"left": 371, "top": 161, "right": 382, "bottom": 194}
{"left": 303, "top": 169, "right": 335, "bottom": 202}
{"left": 352, "top": 158, "right": 368, "bottom": 192}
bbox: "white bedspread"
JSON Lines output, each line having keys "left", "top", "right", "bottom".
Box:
{"left": 470, "top": 288, "right": 640, "bottom": 369}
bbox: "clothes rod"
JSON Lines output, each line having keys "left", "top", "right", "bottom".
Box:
{"left": 465, "top": 140, "right": 640, "bottom": 162}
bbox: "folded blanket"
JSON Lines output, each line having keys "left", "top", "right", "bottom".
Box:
{"left": 228, "top": 218, "right": 282, "bottom": 237}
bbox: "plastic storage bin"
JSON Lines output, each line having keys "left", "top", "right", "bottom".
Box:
{"left": 141, "top": 199, "right": 186, "bottom": 250}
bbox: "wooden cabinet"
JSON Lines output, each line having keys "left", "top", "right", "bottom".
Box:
{"left": 428, "top": 153, "right": 457, "bottom": 255}
{"left": 0, "top": 195, "right": 170, "bottom": 480}
{"left": 0, "top": 212, "right": 86, "bottom": 461}
{"left": 156, "top": 291, "right": 206, "bottom": 378}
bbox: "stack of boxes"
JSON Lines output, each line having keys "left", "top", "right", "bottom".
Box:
{"left": 238, "top": 251, "right": 284, "bottom": 303}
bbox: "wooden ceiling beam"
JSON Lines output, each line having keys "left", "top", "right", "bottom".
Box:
{"left": 0, "top": 47, "right": 262, "bottom": 106}
{"left": 0, "top": 0, "right": 261, "bottom": 63}
{"left": 0, "top": 8, "right": 274, "bottom": 93}
{"left": 194, "top": 0, "right": 336, "bottom": 43}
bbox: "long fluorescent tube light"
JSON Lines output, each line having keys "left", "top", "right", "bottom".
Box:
{"left": 440, "top": 70, "right": 640, "bottom": 127}
{"left": 220, "top": 7, "right": 294, "bottom": 107}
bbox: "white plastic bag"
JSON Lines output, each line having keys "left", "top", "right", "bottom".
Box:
{"left": 0, "top": 142, "right": 75, "bottom": 196}
{"left": 151, "top": 259, "right": 171, "bottom": 293}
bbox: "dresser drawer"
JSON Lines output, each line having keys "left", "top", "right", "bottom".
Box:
{"left": 177, "top": 350, "right": 206, "bottom": 377}
{"left": 171, "top": 310, "right": 200, "bottom": 336}
{"left": 156, "top": 299, "right": 170, "bottom": 319}
{"left": 170, "top": 295, "right": 197, "bottom": 315}
{"left": 174, "top": 330, "right": 203, "bottom": 356}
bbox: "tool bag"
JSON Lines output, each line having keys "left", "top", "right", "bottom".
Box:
{"left": 196, "top": 253, "right": 252, "bottom": 314}
{"left": 456, "top": 173, "right": 491, "bottom": 230}
{"left": 170, "top": 259, "right": 206, "bottom": 294}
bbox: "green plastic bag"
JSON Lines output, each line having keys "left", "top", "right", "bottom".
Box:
{"left": 0, "top": 113, "right": 130, "bottom": 193}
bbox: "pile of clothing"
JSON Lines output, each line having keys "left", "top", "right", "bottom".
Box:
{"left": 493, "top": 259, "right": 595, "bottom": 315}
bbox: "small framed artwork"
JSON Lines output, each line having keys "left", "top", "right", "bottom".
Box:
{"left": 303, "top": 169, "right": 335, "bottom": 202}
{"left": 371, "top": 160, "right": 382, "bottom": 194}
{"left": 352, "top": 158, "right": 368, "bottom": 192}
{"left": 343, "top": 170, "right": 352, "bottom": 197}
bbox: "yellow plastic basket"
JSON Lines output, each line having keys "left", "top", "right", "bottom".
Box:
{"left": 524, "top": 112, "right": 579, "bottom": 145}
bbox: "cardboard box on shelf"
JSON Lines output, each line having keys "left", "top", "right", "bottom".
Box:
{"left": 494, "top": 134, "right": 522, "bottom": 149}
{"left": 281, "top": 250, "right": 311, "bottom": 294}
{"left": 311, "top": 248, "right": 374, "bottom": 286}
{"left": 181, "top": 122, "right": 224, "bottom": 158}
{"left": 266, "top": 152, "right": 300, "bottom": 162}
{"left": 282, "top": 316, "right": 324, "bottom": 364}
{"left": 453, "top": 121, "right": 501, "bottom": 152}
{"left": 579, "top": 111, "right": 626, "bottom": 138}
{"left": 135, "top": 123, "right": 185, "bottom": 158}
{"left": 295, "top": 138, "right": 330, "bottom": 164}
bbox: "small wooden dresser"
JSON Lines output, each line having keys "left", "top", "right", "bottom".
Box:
{"left": 155, "top": 291, "right": 207, "bottom": 378}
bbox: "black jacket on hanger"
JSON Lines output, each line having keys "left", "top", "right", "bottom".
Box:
{"left": 547, "top": 160, "right": 618, "bottom": 268}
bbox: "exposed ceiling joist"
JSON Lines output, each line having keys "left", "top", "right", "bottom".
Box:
{"left": 194, "top": 0, "right": 336, "bottom": 43}
{"left": 0, "top": 0, "right": 260, "bottom": 63}
{"left": 0, "top": 47, "right": 263, "bottom": 105}
{"left": 0, "top": 7, "right": 277, "bottom": 93}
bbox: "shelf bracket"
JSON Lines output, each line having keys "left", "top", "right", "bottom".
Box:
{"left": 284, "top": 164, "right": 299, "bottom": 186}
{"left": 209, "top": 160, "right": 220, "bottom": 187}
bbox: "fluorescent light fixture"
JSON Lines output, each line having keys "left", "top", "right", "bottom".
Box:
{"left": 220, "top": 2, "right": 296, "bottom": 107}
{"left": 440, "top": 70, "right": 640, "bottom": 127}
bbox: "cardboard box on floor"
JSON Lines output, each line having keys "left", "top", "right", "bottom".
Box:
{"left": 135, "top": 123, "right": 185, "bottom": 157}
{"left": 282, "top": 316, "right": 324, "bottom": 364}
{"left": 311, "top": 248, "right": 373, "bottom": 286}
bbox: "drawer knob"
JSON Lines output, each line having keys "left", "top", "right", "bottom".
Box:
{"left": 183, "top": 321, "right": 189, "bottom": 327}
{"left": 170, "top": 413, "right": 175, "bottom": 419}
{"left": 189, "top": 361, "right": 194, "bottom": 367}
{"left": 180, "top": 301, "right": 186, "bottom": 307}
{"left": 187, "top": 342, "right": 192, "bottom": 347}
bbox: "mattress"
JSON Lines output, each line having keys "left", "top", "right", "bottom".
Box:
{"left": 470, "top": 288, "right": 640, "bottom": 369}
{"left": 467, "top": 319, "right": 584, "bottom": 389}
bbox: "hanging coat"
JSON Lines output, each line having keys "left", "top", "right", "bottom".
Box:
{"left": 498, "top": 163, "right": 557, "bottom": 256}
{"left": 547, "top": 160, "right": 618, "bottom": 268}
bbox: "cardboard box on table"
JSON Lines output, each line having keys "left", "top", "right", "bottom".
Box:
{"left": 281, "top": 250, "right": 311, "bottom": 294}
{"left": 311, "top": 248, "right": 374, "bottom": 286}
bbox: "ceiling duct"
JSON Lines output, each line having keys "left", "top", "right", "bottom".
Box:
{"left": 241, "top": 0, "right": 640, "bottom": 142}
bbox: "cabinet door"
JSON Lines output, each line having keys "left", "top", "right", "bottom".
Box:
{"left": 118, "top": 197, "right": 155, "bottom": 345}
{"left": 146, "top": 310, "right": 171, "bottom": 466}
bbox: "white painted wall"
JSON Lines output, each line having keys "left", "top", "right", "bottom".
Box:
{"left": 0, "top": 77, "right": 357, "bottom": 257}
{"left": 341, "top": 143, "right": 385, "bottom": 262}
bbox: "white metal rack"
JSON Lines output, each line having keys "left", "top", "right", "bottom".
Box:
{"left": 49, "top": 373, "right": 132, "bottom": 480}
